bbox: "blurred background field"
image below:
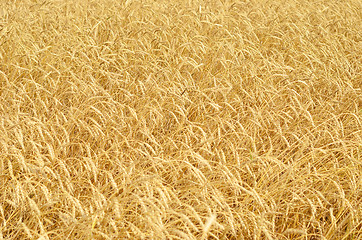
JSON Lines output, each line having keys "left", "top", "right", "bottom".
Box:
{"left": 0, "top": 0, "right": 361, "bottom": 239}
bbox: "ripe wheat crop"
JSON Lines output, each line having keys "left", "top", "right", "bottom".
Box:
{"left": 0, "top": 0, "right": 361, "bottom": 239}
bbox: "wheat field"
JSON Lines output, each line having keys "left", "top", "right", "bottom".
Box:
{"left": 0, "top": 0, "right": 361, "bottom": 239}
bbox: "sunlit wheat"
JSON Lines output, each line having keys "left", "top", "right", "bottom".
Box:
{"left": 0, "top": 0, "right": 361, "bottom": 239}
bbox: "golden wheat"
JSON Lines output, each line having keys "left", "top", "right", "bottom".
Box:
{"left": 0, "top": 0, "right": 361, "bottom": 239}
